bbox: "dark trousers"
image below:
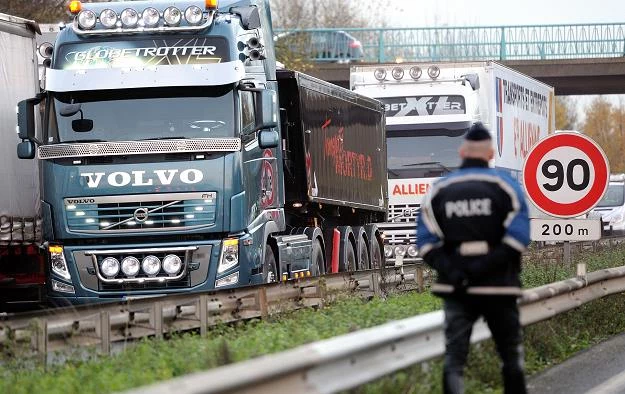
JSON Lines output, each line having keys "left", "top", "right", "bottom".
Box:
{"left": 442, "top": 296, "right": 526, "bottom": 394}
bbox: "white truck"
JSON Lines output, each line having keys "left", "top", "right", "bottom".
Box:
{"left": 351, "top": 61, "right": 555, "bottom": 264}
{"left": 0, "top": 13, "right": 45, "bottom": 309}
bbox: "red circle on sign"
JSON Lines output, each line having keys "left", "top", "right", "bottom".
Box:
{"left": 523, "top": 133, "right": 609, "bottom": 218}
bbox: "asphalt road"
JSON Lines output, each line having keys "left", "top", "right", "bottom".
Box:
{"left": 528, "top": 332, "right": 625, "bottom": 394}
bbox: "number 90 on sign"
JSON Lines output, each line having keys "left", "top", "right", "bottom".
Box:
{"left": 530, "top": 219, "right": 601, "bottom": 241}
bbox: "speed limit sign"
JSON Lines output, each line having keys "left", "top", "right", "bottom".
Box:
{"left": 523, "top": 133, "right": 609, "bottom": 218}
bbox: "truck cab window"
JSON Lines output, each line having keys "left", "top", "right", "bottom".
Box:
{"left": 240, "top": 90, "right": 256, "bottom": 134}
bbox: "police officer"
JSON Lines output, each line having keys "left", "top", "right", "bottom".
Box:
{"left": 417, "top": 122, "right": 530, "bottom": 394}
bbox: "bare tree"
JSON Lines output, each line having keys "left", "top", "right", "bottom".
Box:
{"left": 0, "top": 0, "right": 67, "bottom": 23}
{"left": 270, "top": 0, "right": 383, "bottom": 29}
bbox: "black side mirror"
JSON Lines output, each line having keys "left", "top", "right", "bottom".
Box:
{"left": 72, "top": 119, "right": 93, "bottom": 132}
{"left": 255, "top": 89, "right": 278, "bottom": 131}
{"left": 258, "top": 129, "right": 279, "bottom": 149}
{"left": 17, "top": 141, "right": 36, "bottom": 159}
{"left": 17, "top": 96, "right": 42, "bottom": 141}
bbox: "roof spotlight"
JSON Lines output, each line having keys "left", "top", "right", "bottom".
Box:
{"left": 374, "top": 68, "right": 387, "bottom": 81}
{"left": 409, "top": 66, "right": 422, "bottom": 80}
{"left": 427, "top": 65, "right": 441, "bottom": 79}
{"left": 391, "top": 67, "right": 404, "bottom": 80}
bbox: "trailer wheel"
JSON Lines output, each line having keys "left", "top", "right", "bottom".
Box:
{"left": 370, "top": 238, "right": 383, "bottom": 270}
{"left": 310, "top": 238, "right": 324, "bottom": 277}
{"left": 357, "top": 233, "right": 370, "bottom": 270}
{"left": 263, "top": 245, "right": 278, "bottom": 283}
{"left": 344, "top": 241, "right": 356, "bottom": 272}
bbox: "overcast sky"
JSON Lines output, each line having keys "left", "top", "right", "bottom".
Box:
{"left": 382, "top": 0, "right": 625, "bottom": 27}
{"left": 376, "top": 0, "right": 625, "bottom": 123}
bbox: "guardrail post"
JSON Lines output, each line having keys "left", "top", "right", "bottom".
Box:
{"left": 257, "top": 287, "right": 269, "bottom": 319}
{"left": 153, "top": 302, "right": 163, "bottom": 339}
{"left": 370, "top": 271, "right": 381, "bottom": 296}
{"left": 99, "top": 311, "right": 110, "bottom": 355}
{"left": 416, "top": 265, "right": 424, "bottom": 292}
{"left": 200, "top": 295, "right": 208, "bottom": 337}
{"left": 377, "top": 29, "right": 385, "bottom": 63}
{"left": 563, "top": 241, "right": 571, "bottom": 266}
{"left": 500, "top": 27, "right": 507, "bottom": 60}
{"left": 32, "top": 319, "right": 47, "bottom": 365}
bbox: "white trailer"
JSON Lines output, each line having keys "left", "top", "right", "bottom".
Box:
{"left": 351, "top": 61, "right": 555, "bottom": 263}
{"left": 0, "top": 13, "right": 45, "bottom": 308}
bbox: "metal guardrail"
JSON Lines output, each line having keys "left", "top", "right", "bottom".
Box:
{"left": 275, "top": 23, "right": 625, "bottom": 63}
{"left": 0, "top": 265, "right": 423, "bottom": 356}
{"left": 125, "top": 265, "right": 625, "bottom": 394}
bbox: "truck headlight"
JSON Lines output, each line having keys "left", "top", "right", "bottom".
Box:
{"left": 120, "top": 8, "right": 139, "bottom": 28}
{"left": 77, "top": 10, "right": 96, "bottom": 30}
{"left": 384, "top": 245, "right": 393, "bottom": 258}
{"left": 394, "top": 245, "right": 407, "bottom": 257}
{"left": 218, "top": 239, "right": 239, "bottom": 274}
{"left": 51, "top": 279, "right": 75, "bottom": 294}
{"left": 99, "top": 9, "right": 118, "bottom": 28}
{"left": 101, "top": 257, "right": 120, "bottom": 278}
{"left": 121, "top": 256, "right": 140, "bottom": 277}
{"left": 163, "top": 254, "right": 182, "bottom": 275}
{"left": 407, "top": 245, "right": 419, "bottom": 257}
{"left": 49, "top": 245, "right": 71, "bottom": 280}
{"left": 184, "top": 6, "right": 203, "bottom": 25}
{"left": 163, "top": 6, "right": 182, "bottom": 26}
{"left": 142, "top": 255, "right": 161, "bottom": 276}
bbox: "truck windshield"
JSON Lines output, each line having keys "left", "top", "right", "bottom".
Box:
{"left": 48, "top": 86, "right": 234, "bottom": 143}
{"left": 596, "top": 184, "right": 624, "bottom": 207}
{"left": 386, "top": 124, "right": 467, "bottom": 179}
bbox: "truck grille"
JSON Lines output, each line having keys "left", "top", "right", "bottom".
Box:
{"left": 65, "top": 192, "right": 217, "bottom": 233}
{"left": 379, "top": 203, "right": 420, "bottom": 245}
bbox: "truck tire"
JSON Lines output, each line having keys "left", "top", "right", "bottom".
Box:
{"left": 311, "top": 238, "right": 324, "bottom": 276}
{"left": 263, "top": 245, "right": 278, "bottom": 283}
{"left": 343, "top": 241, "right": 356, "bottom": 272}
{"left": 370, "top": 238, "right": 383, "bottom": 269}
{"left": 357, "top": 233, "right": 370, "bottom": 270}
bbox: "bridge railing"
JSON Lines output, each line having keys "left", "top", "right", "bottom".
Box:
{"left": 274, "top": 23, "right": 625, "bottom": 63}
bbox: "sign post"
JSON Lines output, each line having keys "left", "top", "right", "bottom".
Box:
{"left": 523, "top": 133, "right": 610, "bottom": 267}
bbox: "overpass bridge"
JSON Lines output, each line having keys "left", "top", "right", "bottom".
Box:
{"left": 276, "top": 23, "right": 625, "bottom": 94}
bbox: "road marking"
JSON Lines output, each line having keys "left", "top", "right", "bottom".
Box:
{"left": 586, "top": 369, "right": 625, "bottom": 394}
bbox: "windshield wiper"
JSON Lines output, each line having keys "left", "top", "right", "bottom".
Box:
{"left": 402, "top": 161, "right": 452, "bottom": 172}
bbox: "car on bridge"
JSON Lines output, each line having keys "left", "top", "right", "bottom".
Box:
{"left": 274, "top": 30, "right": 364, "bottom": 63}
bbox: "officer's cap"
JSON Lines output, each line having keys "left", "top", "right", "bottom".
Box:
{"left": 465, "top": 122, "right": 491, "bottom": 141}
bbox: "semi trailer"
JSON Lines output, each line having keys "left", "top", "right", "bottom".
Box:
{"left": 351, "top": 61, "right": 555, "bottom": 264}
{"left": 0, "top": 14, "right": 46, "bottom": 309}
{"left": 16, "top": 0, "right": 387, "bottom": 306}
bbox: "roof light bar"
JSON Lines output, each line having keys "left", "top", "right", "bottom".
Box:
{"left": 71, "top": 3, "right": 217, "bottom": 36}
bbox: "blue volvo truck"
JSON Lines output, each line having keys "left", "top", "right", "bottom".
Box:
{"left": 15, "top": 0, "right": 387, "bottom": 306}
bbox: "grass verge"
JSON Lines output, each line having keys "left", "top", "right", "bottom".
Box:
{"left": 1, "top": 244, "right": 624, "bottom": 393}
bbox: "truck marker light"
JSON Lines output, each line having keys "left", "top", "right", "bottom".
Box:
{"left": 85, "top": 218, "right": 95, "bottom": 224}
{"left": 282, "top": 273, "right": 288, "bottom": 281}
{"left": 145, "top": 220, "right": 154, "bottom": 225}
{"left": 126, "top": 221, "right": 136, "bottom": 226}
{"left": 100, "top": 221, "right": 110, "bottom": 227}
{"left": 195, "top": 206, "right": 204, "bottom": 211}
{"left": 75, "top": 211, "right": 85, "bottom": 216}
{"left": 292, "top": 202, "right": 303, "bottom": 208}
{"left": 171, "top": 219, "right": 181, "bottom": 224}
{"left": 306, "top": 271, "right": 311, "bottom": 277}
{"left": 185, "top": 214, "right": 195, "bottom": 219}
{"left": 205, "top": 0, "right": 219, "bottom": 10}
{"left": 68, "top": 0, "right": 82, "bottom": 14}
{"left": 66, "top": 204, "right": 76, "bottom": 210}
{"left": 49, "top": 245, "right": 63, "bottom": 254}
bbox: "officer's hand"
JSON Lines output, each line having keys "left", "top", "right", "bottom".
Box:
{"left": 448, "top": 269, "right": 469, "bottom": 295}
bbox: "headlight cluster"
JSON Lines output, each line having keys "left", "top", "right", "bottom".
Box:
{"left": 384, "top": 244, "right": 419, "bottom": 259}
{"left": 76, "top": 5, "right": 206, "bottom": 30}
{"left": 99, "top": 254, "right": 183, "bottom": 278}
{"left": 49, "top": 245, "right": 71, "bottom": 280}
{"left": 217, "top": 239, "right": 239, "bottom": 274}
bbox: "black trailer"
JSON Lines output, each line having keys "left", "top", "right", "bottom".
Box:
{"left": 277, "top": 70, "right": 387, "bottom": 220}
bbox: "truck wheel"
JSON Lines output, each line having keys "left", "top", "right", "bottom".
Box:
{"left": 311, "top": 238, "right": 324, "bottom": 276}
{"left": 263, "top": 245, "right": 278, "bottom": 283}
{"left": 357, "top": 234, "right": 370, "bottom": 270}
{"left": 343, "top": 241, "right": 356, "bottom": 272}
{"left": 370, "top": 238, "right": 383, "bottom": 269}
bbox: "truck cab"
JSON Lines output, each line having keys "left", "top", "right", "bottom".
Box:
{"left": 16, "top": 0, "right": 386, "bottom": 306}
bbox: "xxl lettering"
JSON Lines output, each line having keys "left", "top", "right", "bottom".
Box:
{"left": 395, "top": 97, "right": 431, "bottom": 117}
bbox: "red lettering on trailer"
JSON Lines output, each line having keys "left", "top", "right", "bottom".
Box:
{"left": 321, "top": 119, "right": 374, "bottom": 181}
{"left": 513, "top": 118, "right": 541, "bottom": 159}
{"left": 392, "top": 183, "right": 431, "bottom": 196}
